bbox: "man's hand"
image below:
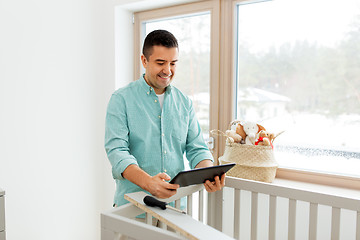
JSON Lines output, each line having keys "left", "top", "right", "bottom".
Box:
{"left": 122, "top": 165, "right": 179, "bottom": 199}
{"left": 204, "top": 173, "right": 225, "bottom": 192}
{"left": 195, "top": 160, "right": 226, "bottom": 193}
{"left": 145, "top": 172, "right": 180, "bottom": 199}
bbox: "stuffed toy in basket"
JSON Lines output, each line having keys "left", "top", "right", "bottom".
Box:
{"left": 212, "top": 121, "right": 281, "bottom": 183}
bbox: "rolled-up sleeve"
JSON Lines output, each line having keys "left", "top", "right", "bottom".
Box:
{"left": 185, "top": 101, "right": 214, "bottom": 169}
{"left": 105, "top": 93, "right": 138, "bottom": 180}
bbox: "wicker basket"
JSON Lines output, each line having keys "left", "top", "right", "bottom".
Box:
{"left": 219, "top": 143, "right": 278, "bottom": 183}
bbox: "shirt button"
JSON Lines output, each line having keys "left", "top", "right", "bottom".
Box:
{"left": 154, "top": 99, "right": 158, "bottom": 103}
{"left": 164, "top": 169, "right": 167, "bottom": 173}
{"left": 158, "top": 115, "right": 161, "bottom": 119}
{"left": 147, "top": 92, "right": 149, "bottom": 95}
{"left": 162, "top": 133, "right": 165, "bottom": 136}
{"left": 164, "top": 150, "right": 167, "bottom": 154}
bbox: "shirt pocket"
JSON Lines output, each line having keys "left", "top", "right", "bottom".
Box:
{"left": 170, "top": 115, "right": 189, "bottom": 143}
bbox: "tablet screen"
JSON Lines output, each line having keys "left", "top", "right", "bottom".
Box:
{"left": 169, "top": 163, "right": 235, "bottom": 187}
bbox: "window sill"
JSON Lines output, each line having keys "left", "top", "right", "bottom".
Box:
{"left": 276, "top": 167, "right": 360, "bottom": 191}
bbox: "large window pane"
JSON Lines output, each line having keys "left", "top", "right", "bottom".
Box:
{"left": 236, "top": 0, "right": 360, "bottom": 176}
{"left": 144, "top": 13, "right": 211, "bottom": 169}
{"left": 145, "top": 13, "right": 211, "bottom": 135}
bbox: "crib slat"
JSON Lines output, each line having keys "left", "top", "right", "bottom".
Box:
{"left": 175, "top": 199, "right": 181, "bottom": 209}
{"left": 207, "top": 192, "right": 215, "bottom": 227}
{"left": 187, "top": 194, "right": 193, "bottom": 216}
{"left": 251, "top": 192, "right": 258, "bottom": 240}
{"left": 199, "top": 189, "right": 204, "bottom": 222}
{"left": 331, "top": 207, "right": 340, "bottom": 240}
{"left": 309, "top": 203, "right": 318, "bottom": 240}
{"left": 356, "top": 211, "right": 360, "bottom": 240}
{"left": 159, "top": 221, "right": 167, "bottom": 229}
{"left": 269, "top": 195, "right": 277, "bottom": 240}
{"left": 234, "top": 189, "right": 241, "bottom": 239}
{"left": 175, "top": 197, "right": 182, "bottom": 233}
{"left": 146, "top": 212, "right": 152, "bottom": 225}
{"left": 288, "top": 199, "right": 297, "bottom": 240}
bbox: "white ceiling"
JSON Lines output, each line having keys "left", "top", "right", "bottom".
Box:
{"left": 116, "top": 0, "right": 204, "bottom": 12}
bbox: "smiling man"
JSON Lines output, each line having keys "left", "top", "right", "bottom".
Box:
{"left": 105, "top": 30, "right": 225, "bottom": 209}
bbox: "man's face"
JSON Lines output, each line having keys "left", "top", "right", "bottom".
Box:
{"left": 141, "top": 45, "right": 178, "bottom": 94}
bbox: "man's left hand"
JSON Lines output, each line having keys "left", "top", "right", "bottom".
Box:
{"left": 204, "top": 173, "right": 225, "bottom": 192}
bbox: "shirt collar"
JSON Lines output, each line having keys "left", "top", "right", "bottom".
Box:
{"left": 139, "top": 74, "right": 172, "bottom": 94}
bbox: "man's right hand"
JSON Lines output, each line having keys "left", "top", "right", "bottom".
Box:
{"left": 145, "top": 172, "right": 180, "bottom": 199}
{"left": 122, "top": 165, "right": 179, "bottom": 199}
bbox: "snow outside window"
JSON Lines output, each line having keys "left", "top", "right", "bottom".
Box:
{"left": 235, "top": 0, "right": 360, "bottom": 177}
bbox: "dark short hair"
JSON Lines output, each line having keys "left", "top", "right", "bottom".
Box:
{"left": 142, "top": 30, "right": 178, "bottom": 59}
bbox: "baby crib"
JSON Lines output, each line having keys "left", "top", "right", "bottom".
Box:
{"left": 101, "top": 176, "right": 360, "bottom": 240}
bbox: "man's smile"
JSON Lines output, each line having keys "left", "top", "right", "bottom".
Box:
{"left": 157, "top": 74, "right": 172, "bottom": 80}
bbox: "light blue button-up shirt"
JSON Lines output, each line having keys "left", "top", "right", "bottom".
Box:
{"left": 105, "top": 75, "right": 214, "bottom": 206}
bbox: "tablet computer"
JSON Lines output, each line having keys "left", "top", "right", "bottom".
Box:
{"left": 169, "top": 163, "right": 235, "bottom": 187}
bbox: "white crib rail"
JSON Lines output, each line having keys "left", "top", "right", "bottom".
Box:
{"left": 101, "top": 185, "right": 226, "bottom": 240}
{"left": 101, "top": 203, "right": 184, "bottom": 240}
{"left": 101, "top": 176, "right": 360, "bottom": 240}
{"left": 224, "top": 176, "right": 360, "bottom": 240}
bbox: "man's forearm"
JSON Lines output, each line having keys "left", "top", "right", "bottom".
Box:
{"left": 122, "top": 164, "right": 152, "bottom": 191}
{"left": 195, "top": 159, "right": 214, "bottom": 168}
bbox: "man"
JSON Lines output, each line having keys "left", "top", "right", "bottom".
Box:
{"left": 105, "top": 30, "right": 225, "bottom": 208}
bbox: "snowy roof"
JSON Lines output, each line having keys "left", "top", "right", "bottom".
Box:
{"left": 237, "top": 87, "right": 291, "bottom": 103}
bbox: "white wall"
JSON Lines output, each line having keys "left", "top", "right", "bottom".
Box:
{"left": 115, "top": 6, "right": 134, "bottom": 89}
{"left": 0, "top": 0, "right": 118, "bottom": 239}
{"left": 0, "top": 0, "right": 201, "bottom": 238}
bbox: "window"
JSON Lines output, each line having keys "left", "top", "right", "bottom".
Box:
{"left": 235, "top": 0, "right": 360, "bottom": 177}
{"left": 134, "top": 0, "right": 360, "bottom": 185}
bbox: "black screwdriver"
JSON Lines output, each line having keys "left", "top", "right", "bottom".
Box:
{"left": 143, "top": 196, "right": 186, "bottom": 214}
